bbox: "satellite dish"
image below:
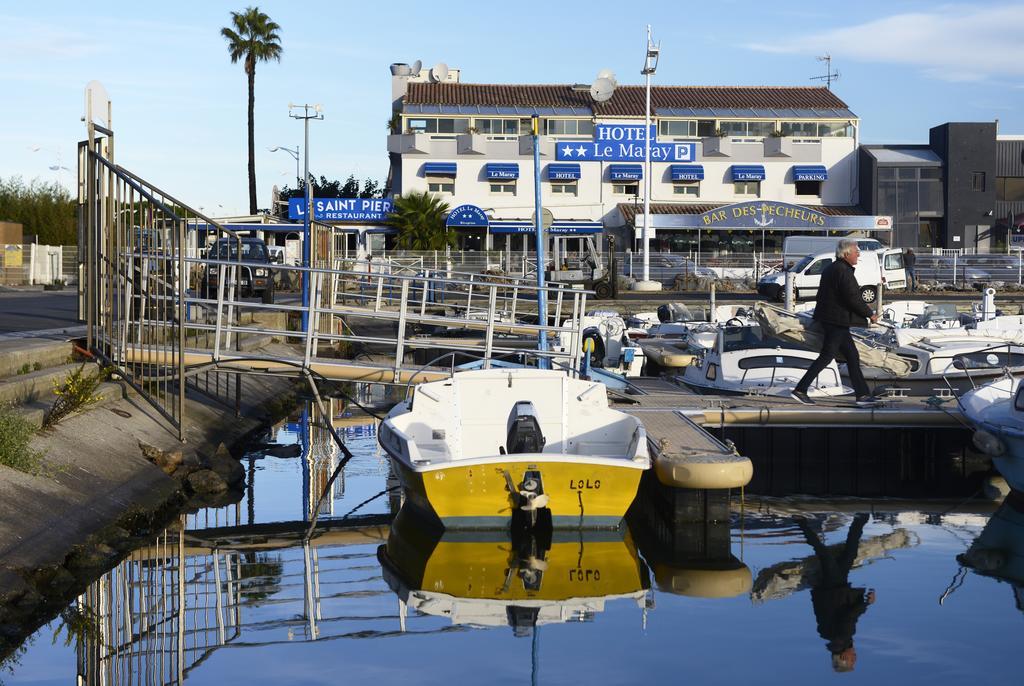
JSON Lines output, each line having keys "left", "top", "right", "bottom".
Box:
{"left": 84, "top": 80, "right": 110, "bottom": 126}
{"left": 411, "top": 59, "right": 422, "bottom": 76}
{"left": 590, "top": 77, "right": 615, "bottom": 103}
{"left": 596, "top": 69, "right": 618, "bottom": 87}
{"left": 431, "top": 62, "right": 449, "bottom": 82}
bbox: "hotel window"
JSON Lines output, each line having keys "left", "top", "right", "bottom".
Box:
{"left": 673, "top": 181, "right": 700, "bottom": 197}
{"left": 971, "top": 172, "right": 986, "bottom": 192}
{"left": 795, "top": 180, "right": 821, "bottom": 196}
{"left": 780, "top": 121, "right": 853, "bottom": 138}
{"left": 659, "top": 120, "right": 697, "bottom": 138}
{"left": 474, "top": 118, "right": 520, "bottom": 138}
{"left": 551, "top": 181, "right": 578, "bottom": 196}
{"left": 734, "top": 181, "right": 760, "bottom": 197}
{"left": 697, "top": 120, "right": 716, "bottom": 137}
{"left": 489, "top": 180, "right": 517, "bottom": 195}
{"left": 545, "top": 119, "right": 595, "bottom": 136}
{"left": 817, "top": 122, "right": 853, "bottom": 137}
{"left": 427, "top": 178, "right": 454, "bottom": 194}
{"left": 719, "top": 120, "right": 775, "bottom": 138}
{"left": 406, "top": 117, "right": 470, "bottom": 137}
{"left": 613, "top": 182, "right": 639, "bottom": 195}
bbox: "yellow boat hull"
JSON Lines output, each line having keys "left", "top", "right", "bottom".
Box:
{"left": 390, "top": 457, "right": 645, "bottom": 529}
{"left": 380, "top": 509, "right": 649, "bottom": 602}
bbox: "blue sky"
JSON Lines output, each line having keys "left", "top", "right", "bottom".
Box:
{"left": 2, "top": 0, "right": 1022, "bottom": 216}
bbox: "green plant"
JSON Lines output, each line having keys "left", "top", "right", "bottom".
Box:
{"left": 17, "top": 363, "right": 31, "bottom": 375}
{"left": 387, "top": 111, "right": 402, "bottom": 134}
{"left": 44, "top": 364, "right": 109, "bottom": 427}
{"left": 0, "top": 404, "right": 44, "bottom": 475}
{"left": 387, "top": 191, "right": 456, "bottom": 250}
{"left": 33, "top": 362, "right": 42, "bottom": 371}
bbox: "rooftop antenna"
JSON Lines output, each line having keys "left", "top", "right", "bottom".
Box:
{"left": 810, "top": 54, "right": 840, "bottom": 90}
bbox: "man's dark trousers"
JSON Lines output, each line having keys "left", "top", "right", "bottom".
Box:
{"left": 795, "top": 323, "right": 870, "bottom": 397}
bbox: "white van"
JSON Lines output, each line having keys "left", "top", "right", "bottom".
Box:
{"left": 758, "top": 248, "right": 906, "bottom": 304}
{"left": 782, "top": 236, "right": 885, "bottom": 268}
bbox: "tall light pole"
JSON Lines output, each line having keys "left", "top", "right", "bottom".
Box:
{"left": 531, "top": 115, "right": 549, "bottom": 368}
{"left": 633, "top": 25, "right": 662, "bottom": 292}
{"left": 269, "top": 145, "right": 300, "bottom": 187}
{"left": 289, "top": 104, "right": 323, "bottom": 332}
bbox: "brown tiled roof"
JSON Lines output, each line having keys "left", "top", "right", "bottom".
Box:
{"left": 617, "top": 202, "right": 867, "bottom": 224}
{"left": 405, "top": 83, "right": 850, "bottom": 116}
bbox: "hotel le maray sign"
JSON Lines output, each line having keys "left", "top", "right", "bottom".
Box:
{"left": 556, "top": 124, "right": 697, "bottom": 162}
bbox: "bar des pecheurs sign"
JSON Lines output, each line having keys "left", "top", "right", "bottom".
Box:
{"left": 642, "top": 201, "right": 893, "bottom": 231}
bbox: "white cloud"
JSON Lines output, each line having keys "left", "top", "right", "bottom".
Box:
{"left": 745, "top": 4, "right": 1024, "bottom": 83}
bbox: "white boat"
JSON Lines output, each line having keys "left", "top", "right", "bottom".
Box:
{"left": 858, "top": 333, "right": 1024, "bottom": 396}
{"left": 680, "top": 324, "right": 852, "bottom": 398}
{"left": 960, "top": 375, "right": 1024, "bottom": 493}
{"left": 555, "top": 312, "right": 645, "bottom": 378}
{"left": 378, "top": 367, "right": 650, "bottom": 529}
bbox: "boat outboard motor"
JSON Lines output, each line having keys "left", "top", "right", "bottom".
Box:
{"left": 506, "top": 401, "right": 546, "bottom": 454}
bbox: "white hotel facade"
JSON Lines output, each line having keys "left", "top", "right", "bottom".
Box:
{"left": 387, "top": 63, "right": 882, "bottom": 254}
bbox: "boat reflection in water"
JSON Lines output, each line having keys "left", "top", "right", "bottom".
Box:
{"left": 377, "top": 508, "right": 650, "bottom": 635}
{"left": 959, "top": 495, "right": 1024, "bottom": 611}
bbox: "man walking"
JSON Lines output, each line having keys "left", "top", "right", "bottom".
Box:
{"left": 904, "top": 249, "right": 917, "bottom": 292}
{"left": 791, "top": 240, "right": 880, "bottom": 407}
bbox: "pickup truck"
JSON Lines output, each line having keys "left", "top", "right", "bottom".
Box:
{"left": 203, "top": 237, "right": 279, "bottom": 303}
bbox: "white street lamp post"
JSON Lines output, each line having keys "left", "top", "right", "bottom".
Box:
{"left": 30, "top": 146, "right": 70, "bottom": 189}
{"left": 269, "top": 145, "right": 301, "bottom": 187}
{"left": 633, "top": 25, "right": 662, "bottom": 292}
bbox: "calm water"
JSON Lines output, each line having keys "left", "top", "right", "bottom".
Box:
{"left": 4, "top": 401, "right": 1023, "bottom": 685}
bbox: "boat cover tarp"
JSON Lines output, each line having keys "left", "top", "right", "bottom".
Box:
{"left": 753, "top": 303, "right": 914, "bottom": 377}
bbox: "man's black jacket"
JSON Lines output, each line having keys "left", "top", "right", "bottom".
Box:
{"left": 813, "top": 258, "right": 873, "bottom": 327}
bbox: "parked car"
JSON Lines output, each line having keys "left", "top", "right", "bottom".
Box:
{"left": 203, "top": 237, "right": 278, "bottom": 303}
{"left": 967, "top": 255, "right": 1022, "bottom": 283}
{"left": 757, "top": 248, "right": 906, "bottom": 303}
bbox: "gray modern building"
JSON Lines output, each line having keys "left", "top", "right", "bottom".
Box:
{"left": 860, "top": 122, "right": 1024, "bottom": 250}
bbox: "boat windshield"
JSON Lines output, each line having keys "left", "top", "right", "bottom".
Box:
{"left": 722, "top": 326, "right": 804, "bottom": 352}
{"left": 910, "top": 304, "right": 959, "bottom": 326}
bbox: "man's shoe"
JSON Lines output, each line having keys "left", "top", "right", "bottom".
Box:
{"left": 790, "top": 390, "right": 814, "bottom": 405}
{"left": 856, "top": 395, "right": 882, "bottom": 407}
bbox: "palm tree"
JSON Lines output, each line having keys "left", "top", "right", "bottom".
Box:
{"left": 221, "top": 7, "right": 282, "bottom": 214}
{"left": 387, "top": 191, "right": 456, "bottom": 250}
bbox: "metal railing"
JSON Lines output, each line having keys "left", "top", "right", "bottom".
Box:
{"left": 79, "top": 115, "right": 585, "bottom": 440}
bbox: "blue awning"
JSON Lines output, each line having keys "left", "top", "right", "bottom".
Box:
{"left": 731, "top": 165, "right": 765, "bottom": 181}
{"left": 423, "top": 162, "right": 457, "bottom": 176}
{"left": 609, "top": 164, "right": 643, "bottom": 181}
{"left": 489, "top": 219, "right": 603, "bottom": 235}
{"left": 490, "top": 221, "right": 534, "bottom": 234}
{"left": 485, "top": 163, "right": 519, "bottom": 179}
{"left": 670, "top": 164, "right": 704, "bottom": 181}
{"left": 546, "top": 163, "right": 581, "bottom": 180}
{"left": 793, "top": 165, "right": 828, "bottom": 181}
{"left": 550, "top": 221, "right": 602, "bottom": 235}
